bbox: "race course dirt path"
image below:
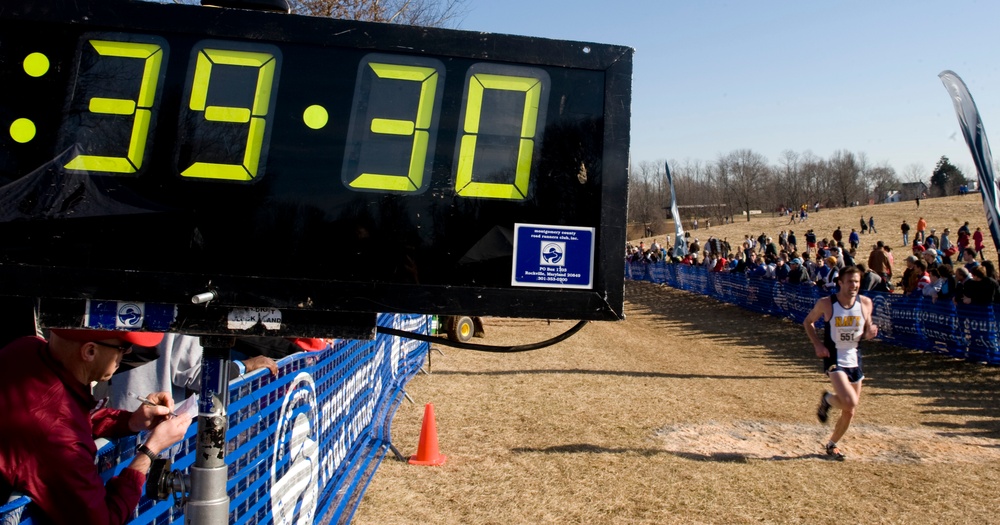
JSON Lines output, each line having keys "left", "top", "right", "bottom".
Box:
{"left": 354, "top": 279, "right": 1000, "bottom": 524}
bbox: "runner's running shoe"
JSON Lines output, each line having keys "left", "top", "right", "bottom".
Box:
{"left": 816, "top": 391, "right": 831, "bottom": 424}
{"left": 826, "top": 441, "right": 845, "bottom": 461}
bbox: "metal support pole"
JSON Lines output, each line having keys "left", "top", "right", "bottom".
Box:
{"left": 186, "top": 338, "right": 234, "bottom": 525}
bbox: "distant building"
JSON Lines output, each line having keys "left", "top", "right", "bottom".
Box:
{"left": 885, "top": 190, "right": 901, "bottom": 203}
{"left": 898, "top": 182, "right": 929, "bottom": 201}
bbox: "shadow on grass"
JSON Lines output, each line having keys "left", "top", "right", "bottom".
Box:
{"left": 625, "top": 280, "right": 1000, "bottom": 440}
{"left": 668, "top": 451, "right": 828, "bottom": 462}
{"left": 511, "top": 444, "right": 826, "bottom": 463}
{"left": 511, "top": 443, "right": 669, "bottom": 456}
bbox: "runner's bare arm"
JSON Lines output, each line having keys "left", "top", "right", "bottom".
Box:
{"left": 803, "top": 297, "right": 832, "bottom": 357}
{"left": 861, "top": 296, "right": 878, "bottom": 340}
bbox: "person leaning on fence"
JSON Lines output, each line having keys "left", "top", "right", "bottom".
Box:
{"left": 984, "top": 261, "right": 999, "bottom": 281}
{"left": 774, "top": 254, "right": 791, "bottom": 282}
{"left": 787, "top": 257, "right": 810, "bottom": 284}
{"left": 953, "top": 266, "right": 971, "bottom": 302}
{"left": 817, "top": 256, "right": 840, "bottom": 292}
{"left": 745, "top": 255, "right": 766, "bottom": 278}
{"left": 804, "top": 266, "right": 878, "bottom": 461}
{"left": 899, "top": 255, "right": 918, "bottom": 294}
{"left": 911, "top": 259, "right": 931, "bottom": 296}
{"left": 0, "top": 329, "right": 192, "bottom": 525}
{"left": 856, "top": 263, "right": 881, "bottom": 292}
{"left": 922, "top": 266, "right": 942, "bottom": 299}
{"left": 959, "top": 265, "right": 1000, "bottom": 305}
{"left": 711, "top": 253, "right": 728, "bottom": 272}
{"left": 930, "top": 264, "right": 957, "bottom": 303}
{"left": 730, "top": 252, "right": 747, "bottom": 273}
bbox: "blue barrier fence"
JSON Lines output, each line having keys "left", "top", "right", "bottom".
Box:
{"left": 627, "top": 262, "right": 1000, "bottom": 365}
{"left": 1, "top": 313, "right": 430, "bottom": 525}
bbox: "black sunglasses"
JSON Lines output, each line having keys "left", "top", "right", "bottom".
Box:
{"left": 91, "top": 340, "right": 133, "bottom": 353}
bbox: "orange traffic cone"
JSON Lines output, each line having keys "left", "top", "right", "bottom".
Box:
{"left": 408, "top": 403, "right": 447, "bottom": 466}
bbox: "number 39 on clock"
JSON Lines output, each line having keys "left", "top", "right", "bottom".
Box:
{"left": 10, "top": 31, "right": 551, "bottom": 201}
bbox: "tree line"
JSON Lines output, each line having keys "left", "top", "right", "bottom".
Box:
{"left": 628, "top": 150, "right": 971, "bottom": 227}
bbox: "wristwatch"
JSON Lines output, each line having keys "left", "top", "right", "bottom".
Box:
{"left": 136, "top": 443, "right": 159, "bottom": 462}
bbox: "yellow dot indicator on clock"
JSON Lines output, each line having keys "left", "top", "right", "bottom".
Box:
{"left": 10, "top": 118, "right": 37, "bottom": 143}
{"left": 303, "top": 105, "right": 328, "bottom": 129}
{"left": 23, "top": 52, "right": 50, "bottom": 77}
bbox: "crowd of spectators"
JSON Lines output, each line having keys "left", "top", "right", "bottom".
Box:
{"left": 626, "top": 216, "right": 1000, "bottom": 305}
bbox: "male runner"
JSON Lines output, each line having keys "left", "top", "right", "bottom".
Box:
{"left": 802, "top": 266, "right": 878, "bottom": 460}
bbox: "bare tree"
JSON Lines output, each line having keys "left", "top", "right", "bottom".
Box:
{"left": 627, "top": 160, "right": 661, "bottom": 229}
{"left": 719, "top": 149, "right": 769, "bottom": 222}
{"left": 288, "top": 0, "right": 468, "bottom": 26}
{"left": 828, "top": 150, "right": 862, "bottom": 208}
{"left": 902, "top": 163, "right": 925, "bottom": 184}
{"left": 774, "top": 150, "right": 803, "bottom": 209}
{"left": 799, "top": 151, "right": 826, "bottom": 208}
{"left": 163, "top": 0, "right": 467, "bottom": 26}
{"left": 865, "top": 162, "right": 899, "bottom": 204}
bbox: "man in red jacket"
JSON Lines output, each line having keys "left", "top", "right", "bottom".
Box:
{"left": 0, "top": 329, "right": 192, "bottom": 525}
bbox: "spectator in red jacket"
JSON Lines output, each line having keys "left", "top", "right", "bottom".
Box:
{"left": 973, "top": 227, "right": 986, "bottom": 260}
{"left": 0, "top": 330, "right": 192, "bottom": 525}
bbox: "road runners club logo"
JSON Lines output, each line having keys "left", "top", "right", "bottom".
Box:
{"left": 116, "top": 303, "right": 143, "bottom": 327}
{"left": 540, "top": 242, "right": 565, "bottom": 266}
{"left": 270, "top": 372, "right": 320, "bottom": 525}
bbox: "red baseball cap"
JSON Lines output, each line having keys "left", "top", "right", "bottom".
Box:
{"left": 49, "top": 329, "right": 164, "bottom": 348}
{"left": 290, "top": 337, "right": 328, "bottom": 351}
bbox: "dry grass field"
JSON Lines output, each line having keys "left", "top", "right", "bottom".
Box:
{"left": 353, "top": 195, "right": 1000, "bottom": 525}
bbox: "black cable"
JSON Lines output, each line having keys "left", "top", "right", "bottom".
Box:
{"left": 375, "top": 319, "right": 589, "bottom": 353}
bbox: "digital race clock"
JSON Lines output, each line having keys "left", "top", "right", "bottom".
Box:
{"left": 0, "top": 0, "right": 631, "bottom": 326}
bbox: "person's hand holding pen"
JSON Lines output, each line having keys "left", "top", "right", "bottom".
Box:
{"left": 124, "top": 391, "right": 193, "bottom": 475}
{"left": 127, "top": 391, "right": 177, "bottom": 432}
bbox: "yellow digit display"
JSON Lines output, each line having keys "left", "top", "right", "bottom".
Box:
{"left": 63, "top": 38, "right": 166, "bottom": 174}
{"left": 342, "top": 54, "right": 445, "bottom": 194}
{"left": 454, "top": 65, "right": 549, "bottom": 200}
{"left": 179, "top": 43, "right": 280, "bottom": 181}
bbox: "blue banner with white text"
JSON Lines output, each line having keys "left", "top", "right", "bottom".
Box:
{"left": 627, "top": 262, "right": 1000, "bottom": 365}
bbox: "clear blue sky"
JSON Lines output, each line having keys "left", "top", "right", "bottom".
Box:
{"left": 458, "top": 0, "right": 1000, "bottom": 179}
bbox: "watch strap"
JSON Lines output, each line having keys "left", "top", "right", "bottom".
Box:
{"left": 137, "top": 443, "right": 159, "bottom": 462}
